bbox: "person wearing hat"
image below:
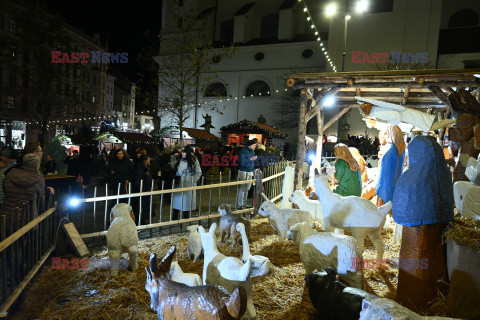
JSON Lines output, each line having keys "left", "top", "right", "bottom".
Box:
{"left": 1, "top": 153, "right": 45, "bottom": 231}
{"left": 237, "top": 138, "right": 258, "bottom": 209}
{"left": 0, "top": 146, "right": 19, "bottom": 207}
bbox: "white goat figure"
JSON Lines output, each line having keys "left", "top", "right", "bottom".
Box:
{"left": 198, "top": 223, "right": 255, "bottom": 318}
{"left": 258, "top": 200, "right": 315, "bottom": 241}
{"left": 454, "top": 155, "right": 480, "bottom": 219}
{"left": 106, "top": 203, "right": 138, "bottom": 276}
{"left": 186, "top": 225, "right": 203, "bottom": 262}
{"left": 359, "top": 297, "right": 461, "bottom": 320}
{"left": 169, "top": 261, "right": 202, "bottom": 286}
{"left": 465, "top": 154, "right": 480, "bottom": 185}
{"left": 289, "top": 190, "right": 324, "bottom": 227}
{"left": 287, "top": 222, "right": 364, "bottom": 289}
{"left": 236, "top": 222, "right": 272, "bottom": 277}
{"left": 313, "top": 170, "right": 391, "bottom": 261}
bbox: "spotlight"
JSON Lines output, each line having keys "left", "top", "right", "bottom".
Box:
{"left": 324, "top": 96, "right": 336, "bottom": 107}
{"left": 325, "top": 3, "right": 337, "bottom": 17}
{"left": 355, "top": 0, "right": 368, "bottom": 13}
{"left": 308, "top": 154, "right": 316, "bottom": 162}
{"left": 68, "top": 197, "right": 80, "bottom": 207}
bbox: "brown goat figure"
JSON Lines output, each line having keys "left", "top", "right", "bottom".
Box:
{"left": 145, "top": 246, "right": 247, "bottom": 320}
{"left": 218, "top": 204, "right": 251, "bottom": 250}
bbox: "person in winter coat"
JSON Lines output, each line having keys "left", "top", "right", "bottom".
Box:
{"left": 172, "top": 146, "right": 202, "bottom": 220}
{"left": 0, "top": 147, "right": 18, "bottom": 207}
{"left": 132, "top": 154, "right": 152, "bottom": 225}
{"left": 236, "top": 138, "right": 258, "bottom": 209}
{"left": 43, "top": 154, "right": 57, "bottom": 175}
{"left": 2, "top": 153, "right": 45, "bottom": 231}
{"left": 109, "top": 149, "right": 133, "bottom": 204}
{"left": 332, "top": 144, "right": 362, "bottom": 197}
{"left": 64, "top": 150, "right": 81, "bottom": 177}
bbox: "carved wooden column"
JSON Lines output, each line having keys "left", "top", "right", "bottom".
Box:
{"left": 294, "top": 91, "right": 308, "bottom": 190}
{"left": 314, "top": 109, "right": 324, "bottom": 171}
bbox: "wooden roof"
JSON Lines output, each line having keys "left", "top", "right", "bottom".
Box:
{"left": 286, "top": 68, "right": 480, "bottom": 109}
{"left": 220, "top": 120, "right": 287, "bottom": 138}
{"left": 182, "top": 128, "right": 220, "bottom": 141}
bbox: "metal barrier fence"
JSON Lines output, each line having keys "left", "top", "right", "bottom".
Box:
{"left": 75, "top": 161, "right": 292, "bottom": 239}
{"left": 0, "top": 196, "right": 57, "bottom": 317}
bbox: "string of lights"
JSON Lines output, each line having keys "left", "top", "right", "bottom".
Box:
{"left": 298, "top": 0, "right": 338, "bottom": 72}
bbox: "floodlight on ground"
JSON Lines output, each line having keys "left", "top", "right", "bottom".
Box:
{"left": 325, "top": 3, "right": 338, "bottom": 17}
{"left": 68, "top": 197, "right": 80, "bottom": 208}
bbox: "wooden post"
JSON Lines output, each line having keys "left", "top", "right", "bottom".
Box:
{"left": 254, "top": 171, "right": 262, "bottom": 216}
{"left": 314, "top": 109, "right": 324, "bottom": 171}
{"left": 294, "top": 91, "right": 308, "bottom": 190}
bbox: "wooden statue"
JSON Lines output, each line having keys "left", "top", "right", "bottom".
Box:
{"left": 257, "top": 114, "right": 266, "bottom": 124}
{"left": 145, "top": 246, "right": 248, "bottom": 320}
{"left": 392, "top": 136, "right": 454, "bottom": 314}
{"left": 200, "top": 114, "right": 215, "bottom": 133}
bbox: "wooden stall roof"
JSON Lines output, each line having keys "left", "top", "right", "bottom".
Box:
{"left": 182, "top": 128, "right": 220, "bottom": 142}
{"left": 286, "top": 68, "right": 480, "bottom": 109}
{"left": 113, "top": 132, "right": 155, "bottom": 143}
{"left": 220, "top": 119, "right": 287, "bottom": 138}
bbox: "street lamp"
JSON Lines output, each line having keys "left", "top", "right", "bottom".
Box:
{"left": 325, "top": 0, "right": 369, "bottom": 71}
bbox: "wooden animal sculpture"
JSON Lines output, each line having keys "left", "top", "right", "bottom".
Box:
{"left": 289, "top": 190, "right": 324, "bottom": 227}
{"left": 258, "top": 200, "right": 314, "bottom": 241}
{"left": 281, "top": 166, "right": 295, "bottom": 209}
{"left": 106, "top": 203, "right": 138, "bottom": 276}
{"left": 288, "top": 222, "right": 363, "bottom": 289}
{"left": 305, "top": 268, "right": 376, "bottom": 320}
{"left": 198, "top": 223, "right": 255, "bottom": 317}
{"left": 359, "top": 297, "right": 461, "bottom": 320}
{"left": 313, "top": 169, "right": 391, "bottom": 261}
{"left": 145, "top": 246, "right": 247, "bottom": 320}
{"left": 218, "top": 204, "right": 251, "bottom": 250}
{"left": 236, "top": 223, "right": 272, "bottom": 277}
{"left": 169, "top": 261, "right": 202, "bottom": 286}
{"left": 187, "top": 225, "right": 203, "bottom": 262}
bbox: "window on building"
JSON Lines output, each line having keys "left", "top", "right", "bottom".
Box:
{"left": 302, "top": 49, "right": 314, "bottom": 58}
{"left": 177, "top": 0, "right": 183, "bottom": 6}
{"left": 448, "top": 9, "right": 479, "bottom": 28}
{"left": 0, "top": 15, "right": 3, "bottom": 30}
{"left": 7, "top": 96, "right": 15, "bottom": 109}
{"left": 245, "top": 80, "right": 271, "bottom": 97}
{"left": 10, "top": 19, "right": 16, "bottom": 34}
{"left": 261, "top": 14, "right": 279, "bottom": 38}
{"left": 366, "top": 0, "right": 394, "bottom": 13}
{"left": 220, "top": 20, "right": 234, "bottom": 42}
{"left": 205, "top": 82, "right": 228, "bottom": 97}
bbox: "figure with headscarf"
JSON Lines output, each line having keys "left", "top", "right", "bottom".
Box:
{"left": 376, "top": 125, "right": 406, "bottom": 207}
{"left": 348, "top": 147, "right": 368, "bottom": 183}
{"left": 333, "top": 144, "right": 362, "bottom": 197}
{"left": 392, "top": 136, "right": 453, "bottom": 314}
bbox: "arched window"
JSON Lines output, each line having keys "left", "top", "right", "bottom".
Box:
{"left": 245, "top": 80, "right": 271, "bottom": 97}
{"left": 261, "top": 14, "right": 279, "bottom": 38}
{"left": 448, "top": 9, "right": 479, "bottom": 28}
{"left": 204, "top": 82, "right": 227, "bottom": 97}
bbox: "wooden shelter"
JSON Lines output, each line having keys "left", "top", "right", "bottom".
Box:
{"left": 286, "top": 68, "right": 480, "bottom": 189}
{"left": 182, "top": 127, "right": 221, "bottom": 150}
{"left": 220, "top": 119, "right": 287, "bottom": 148}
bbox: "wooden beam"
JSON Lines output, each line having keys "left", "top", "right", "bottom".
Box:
{"left": 427, "top": 85, "right": 452, "bottom": 112}
{"left": 305, "top": 87, "right": 342, "bottom": 121}
{"left": 314, "top": 109, "right": 324, "bottom": 171}
{"left": 402, "top": 87, "right": 410, "bottom": 105}
{"left": 294, "top": 92, "right": 308, "bottom": 190}
{"left": 293, "top": 81, "right": 480, "bottom": 90}
{"left": 323, "top": 106, "right": 352, "bottom": 131}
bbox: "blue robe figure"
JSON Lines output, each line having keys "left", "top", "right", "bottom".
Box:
{"left": 376, "top": 125, "right": 406, "bottom": 204}
{"left": 392, "top": 135, "right": 454, "bottom": 226}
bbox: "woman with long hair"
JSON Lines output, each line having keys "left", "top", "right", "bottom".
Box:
{"left": 108, "top": 149, "right": 133, "bottom": 203}
{"left": 172, "top": 146, "right": 202, "bottom": 220}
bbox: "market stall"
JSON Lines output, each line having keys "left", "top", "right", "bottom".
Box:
{"left": 182, "top": 127, "right": 221, "bottom": 150}
{"left": 220, "top": 119, "right": 287, "bottom": 149}
{"left": 155, "top": 126, "right": 195, "bottom": 147}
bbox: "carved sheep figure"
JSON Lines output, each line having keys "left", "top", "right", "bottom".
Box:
{"left": 199, "top": 223, "right": 255, "bottom": 318}
{"left": 305, "top": 268, "right": 376, "bottom": 320}
{"left": 218, "top": 204, "right": 251, "bottom": 250}
{"left": 258, "top": 200, "right": 314, "bottom": 241}
{"left": 106, "top": 203, "right": 138, "bottom": 276}
{"left": 314, "top": 170, "right": 391, "bottom": 261}
{"left": 186, "top": 225, "right": 203, "bottom": 262}
{"left": 359, "top": 297, "right": 461, "bottom": 320}
{"left": 169, "top": 261, "right": 202, "bottom": 287}
{"left": 289, "top": 190, "right": 324, "bottom": 227}
{"left": 236, "top": 223, "right": 272, "bottom": 277}
{"left": 145, "top": 246, "right": 247, "bottom": 320}
{"left": 288, "top": 222, "right": 364, "bottom": 289}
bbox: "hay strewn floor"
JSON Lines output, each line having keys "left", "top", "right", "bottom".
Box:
{"left": 12, "top": 215, "right": 443, "bottom": 319}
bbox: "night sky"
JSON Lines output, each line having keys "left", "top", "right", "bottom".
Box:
{"left": 36, "top": 0, "right": 164, "bottom": 80}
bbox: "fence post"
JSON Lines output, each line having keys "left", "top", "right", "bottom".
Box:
{"left": 254, "top": 171, "right": 263, "bottom": 216}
